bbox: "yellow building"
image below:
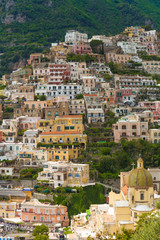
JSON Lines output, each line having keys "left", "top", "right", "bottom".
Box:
{"left": 18, "top": 149, "right": 48, "bottom": 165}
{"left": 50, "top": 42, "right": 72, "bottom": 61}
{"left": 0, "top": 202, "right": 18, "bottom": 219}
{"left": 38, "top": 119, "right": 54, "bottom": 132}
{"left": 52, "top": 115, "right": 84, "bottom": 133}
{"left": 39, "top": 131, "right": 87, "bottom": 149}
{"left": 71, "top": 158, "right": 155, "bottom": 237}
{"left": 47, "top": 146, "right": 79, "bottom": 162}
{"left": 149, "top": 128, "right": 160, "bottom": 144}
{"left": 109, "top": 157, "right": 154, "bottom": 231}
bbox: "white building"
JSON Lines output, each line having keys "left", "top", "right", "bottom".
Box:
{"left": 23, "top": 129, "right": 39, "bottom": 150}
{"left": 33, "top": 63, "right": 49, "bottom": 76}
{"left": 89, "top": 35, "right": 113, "bottom": 46}
{"left": 65, "top": 30, "right": 88, "bottom": 45}
{"left": 37, "top": 161, "right": 89, "bottom": 188}
{"left": 0, "top": 142, "right": 23, "bottom": 158}
{"left": 117, "top": 42, "right": 137, "bottom": 54}
{"left": 69, "top": 99, "right": 85, "bottom": 115}
{"left": 0, "top": 167, "right": 14, "bottom": 176}
{"left": 36, "top": 84, "right": 83, "bottom": 100}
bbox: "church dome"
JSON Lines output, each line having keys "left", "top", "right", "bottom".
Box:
{"left": 128, "top": 157, "right": 153, "bottom": 188}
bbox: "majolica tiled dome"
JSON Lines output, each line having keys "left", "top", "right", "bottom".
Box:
{"left": 128, "top": 157, "right": 153, "bottom": 188}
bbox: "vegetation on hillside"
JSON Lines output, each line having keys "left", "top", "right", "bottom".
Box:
{"left": 52, "top": 184, "right": 106, "bottom": 218}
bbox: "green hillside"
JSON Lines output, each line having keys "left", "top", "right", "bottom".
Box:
{"left": 0, "top": 0, "right": 160, "bottom": 75}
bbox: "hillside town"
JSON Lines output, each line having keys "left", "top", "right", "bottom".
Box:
{"left": 0, "top": 26, "right": 160, "bottom": 239}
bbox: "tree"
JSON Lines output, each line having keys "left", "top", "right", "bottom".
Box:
{"left": 90, "top": 40, "right": 104, "bottom": 54}
{"left": 76, "top": 94, "right": 83, "bottom": 99}
{"left": 132, "top": 212, "right": 160, "bottom": 240}
{"left": 33, "top": 224, "right": 49, "bottom": 237}
{"left": 116, "top": 228, "right": 133, "bottom": 240}
{"left": 34, "top": 236, "right": 49, "bottom": 240}
{"left": 156, "top": 199, "right": 160, "bottom": 209}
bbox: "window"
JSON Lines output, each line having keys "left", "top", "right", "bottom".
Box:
{"left": 122, "top": 125, "right": 126, "bottom": 129}
{"left": 132, "top": 196, "right": 134, "bottom": 204}
{"left": 140, "top": 192, "right": 144, "bottom": 200}
{"left": 48, "top": 111, "right": 51, "bottom": 116}
{"left": 134, "top": 213, "right": 137, "bottom": 219}
{"left": 122, "top": 132, "right": 126, "bottom": 136}
{"left": 132, "top": 125, "right": 136, "bottom": 129}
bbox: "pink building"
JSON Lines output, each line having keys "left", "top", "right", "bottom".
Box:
{"left": 11, "top": 92, "right": 34, "bottom": 101}
{"left": 138, "top": 101, "right": 160, "bottom": 120}
{"left": 49, "top": 64, "right": 71, "bottom": 83}
{"left": 145, "top": 42, "right": 159, "bottom": 55}
{"left": 113, "top": 114, "right": 149, "bottom": 143}
{"left": 27, "top": 53, "right": 42, "bottom": 65}
{"left": 21, "top": 199, "right": 69, "bottom": 227}
{"left": 82, "top": 76, "right": 96, "bottom": 90}
{"left": 19, "top": 117, "right": 41, "bottom": 130}
{"left": 24, "top": 101, "right": 47, "bottom": 109}
{"left": 116, "top": 89, "right": 136, "bottom": 103}
{"left": 73, "top": 41, "right": 92, "bottom": 55}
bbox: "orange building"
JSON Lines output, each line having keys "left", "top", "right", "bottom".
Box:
{"left": 21, "top": 199, "right": 69, "bottom": 227}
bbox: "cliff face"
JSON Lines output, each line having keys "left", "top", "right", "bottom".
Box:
{"left": 0, "top": 0, "right": 159, "bottom": 76}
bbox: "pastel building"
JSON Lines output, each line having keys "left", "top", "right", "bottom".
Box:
{"left": 21, "top": 199, "right": 69, "bottom": 227}
{"left": 114, "top": 75, "right": 157, "bottom": 90}
{"left": 18, "top": 149, "right": 48, "bottom": 166}
{"left": 39, "top": 131, "right": 87, "bottom": 149}
{"left": 23, "top": 129, "right": 39, "bottom": 149}
{"left": 116, "top": 89, "right": 137, "bottom": 103}
{"left": 48, "top": 63, "right": 71, "bottom": 83}
{"left": 71, "top": 158, "right": 155, "bottom": 237}
{"left": 105, "top": 52, "right": 132, "bottom": 64}
{"left": 82, "top": 76, "right": 96, "bottom": 90}
{"left": 37, "top": 161, "right": 89, "bottom": 187}
{"left": 0, "top": 202, "right": 18, "bottom": 219}
{"left": 52, "top": 115, "right": 84, "bottom": 133}
{"left": 69, "top": 99, "right": 85, "bottom": 115}
{"left": 142, "top": 61, "right": 160, "bottom": 74}
{"left": 46, "top": 145, "right": 79, "bottom": 162}
{"left": 113, "top": 113, "right": 149, "bottom": 143}
{"left": 73, "top": 41, "right": 92, "bottom": 55}
{"left": 27, "top": 53, "right": 42, "bottom": 65}
{"left": 149, "top": 129, "right": 160, "bottom": 144}
{"left": 138, "top": 101, "right": 160, "bottom": 120}
{"left": 19, "top": 116, "right": 41, "bottom": 130}
{"left": 65, "top": 30, "right": 88, "bottom": 45}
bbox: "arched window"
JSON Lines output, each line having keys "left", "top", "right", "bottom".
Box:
{"left": 75, "top": 173, "right": 80, "bottom": 178}
{"left": 25, "top": 139, "right": 28, "bottom": 143}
